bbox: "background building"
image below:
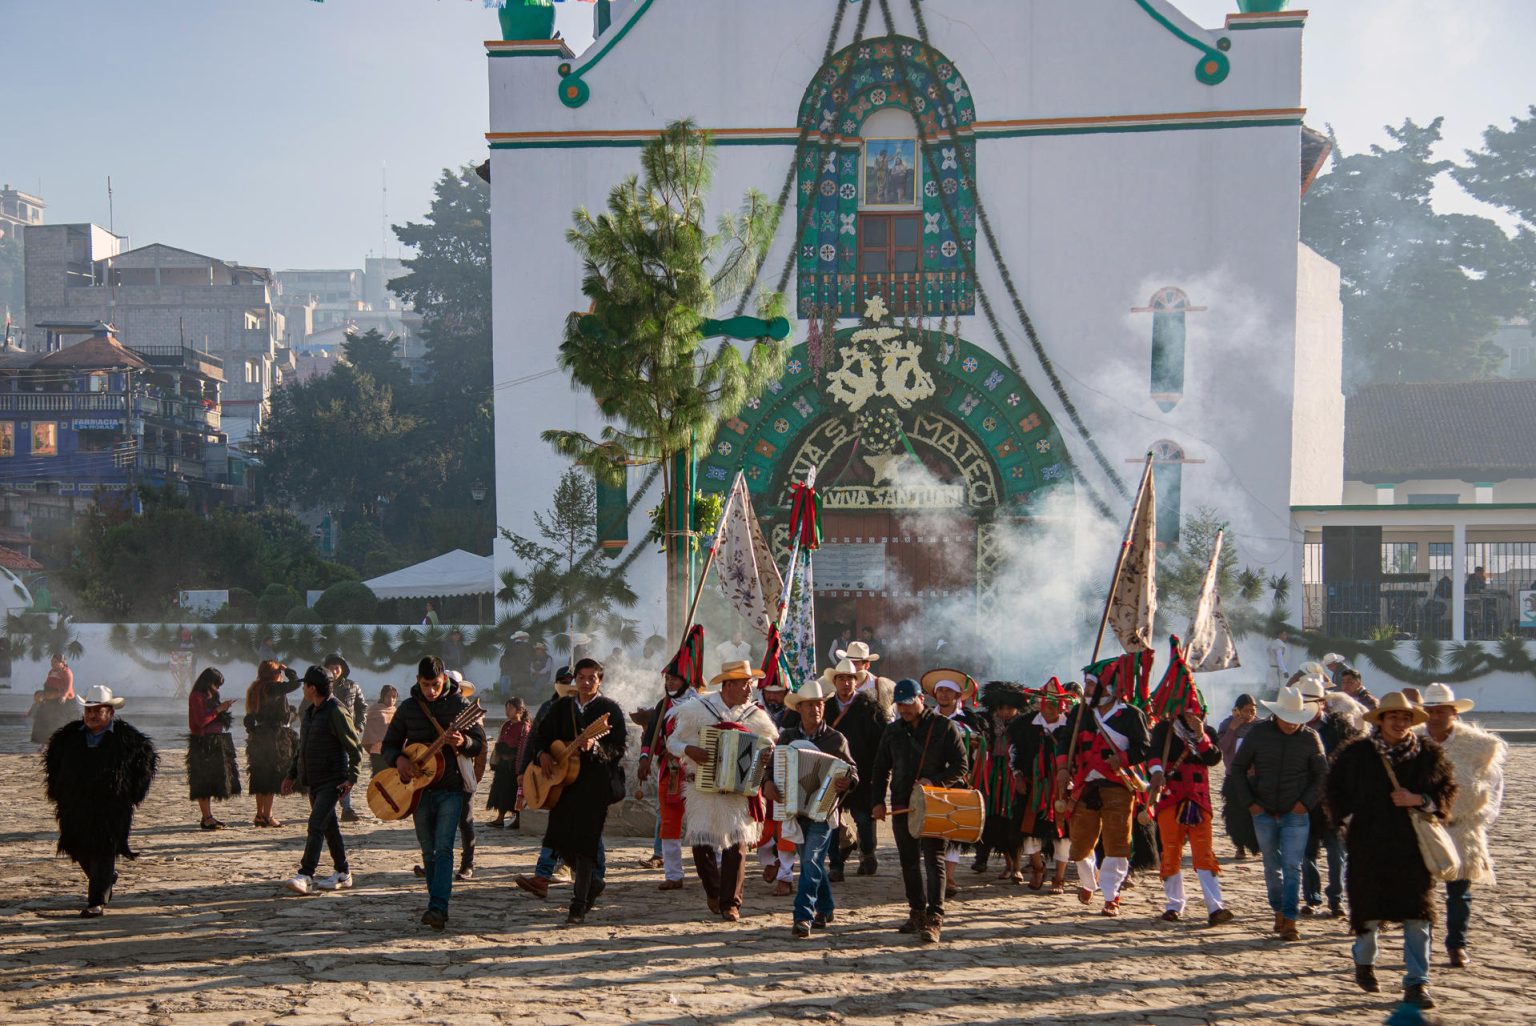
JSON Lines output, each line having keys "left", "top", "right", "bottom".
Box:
{"left": 0, "top": 323, "right": 237, "bottom": 543}
{"left": 22, "top": 228, "right": 288, "bottom": 442}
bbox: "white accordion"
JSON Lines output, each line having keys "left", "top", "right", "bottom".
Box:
{"left": 772, "top": 740, "right": 852, "bottom": 823}
{"left": 696, "top": 725, "right": 772, "bottom": 795}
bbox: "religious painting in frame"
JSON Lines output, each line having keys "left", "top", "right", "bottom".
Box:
{"left": 862, "top": 138, "right": 919, "bottom": 208}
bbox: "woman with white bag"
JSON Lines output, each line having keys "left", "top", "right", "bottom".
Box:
{"left": 1327, "top": 691, "right": 1456, "bottom": 1011}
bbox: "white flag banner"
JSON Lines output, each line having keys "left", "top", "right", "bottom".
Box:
{"left": 1186, "top": 529, "right": 1240, "bottom": 672}
{"left": 714, "top": 476, "right": 783, "bottom": 638}
{"left": 1107, "top": 466, "right": 1157, "bottom": 654}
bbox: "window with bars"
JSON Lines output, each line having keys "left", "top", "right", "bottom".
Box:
{"left": 1381, "top": 542, "right": 1419, "bottom": 574}
{"left": 1428, "top": 542, "right": 1453, "bottom": 573}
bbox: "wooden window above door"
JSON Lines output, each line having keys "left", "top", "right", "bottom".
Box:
{"left": 857, "top": 213, "right": 922, "bottom": 314}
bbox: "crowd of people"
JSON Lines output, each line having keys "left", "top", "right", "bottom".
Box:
{"left": 35, "top": 639, "right": 1507, "bottom": 1012}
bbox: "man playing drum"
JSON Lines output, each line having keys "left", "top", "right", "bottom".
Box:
{"left": 870, "top": 678, "right": 970, "bottom": 943}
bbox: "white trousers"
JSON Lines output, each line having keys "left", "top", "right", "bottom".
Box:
{"left": 1099, "top": 856, "right": 1130, "bottom": 903}
{"left": 1163, "top": 869, "right": 1224, "bottom": 913}
{"left": 1023, "top": 837, "right": 1072, "bottom": 863}
{"left": 662, "top": 838, "right": 685, "bottom": 883}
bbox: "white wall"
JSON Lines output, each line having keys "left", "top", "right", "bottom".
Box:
{"left": 489, "top": 0, "right": 1320, "bottom": 639}
{"left": 1292, "top": 243, "right": 1345, "bottom": 506}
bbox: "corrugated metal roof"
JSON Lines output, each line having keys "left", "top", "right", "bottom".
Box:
{"left": 1345, "top": 379, "right": 1536, "bottom": 481}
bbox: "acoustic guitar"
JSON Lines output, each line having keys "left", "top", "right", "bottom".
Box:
{"left": 367, "top": 701, "right": 486, "bottom": 821}
{"left": 520, "top": 712, "right": 611, "bottom": 811}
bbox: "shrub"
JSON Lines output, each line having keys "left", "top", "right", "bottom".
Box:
{"left": 314, "top": 581, "right": 379, "bottom": 625}
{"left": 258, "top": 584, "right": 300, "bottom": 621}
{"left": 283, "top": 604, "right": 321, "bottom": 625}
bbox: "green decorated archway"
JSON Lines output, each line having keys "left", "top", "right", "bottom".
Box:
{"left": 698, "top": 326, "right": 1072, "bottom": 515}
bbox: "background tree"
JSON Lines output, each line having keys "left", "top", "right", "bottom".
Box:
{"left": 545, "top": 120, "right": 786, "bottom": 635}
{"left": 258, "top": 360, "right": 417, "bottom": 529}
{"left": 388, "top": 166, "right": 493, "bottom": 396}
{"left": 497, "top": 467, "right": 638, "bottom": 653}
{"left": 1454, "top": 106, "right": 1536, "bottom": 233}
{"left": 1302, "top": 117, "right": 1534, "bottom": 383}
{"left": 58, "top": 489, "right": 353, "bottom": 620}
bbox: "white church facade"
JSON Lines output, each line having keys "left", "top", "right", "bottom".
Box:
{"left": 485, "top": 1, "right": 1343, "bottom": 671}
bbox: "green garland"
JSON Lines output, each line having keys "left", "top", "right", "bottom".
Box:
{"left": 1257, "top": 618, "right": 1536, "bottom": 688}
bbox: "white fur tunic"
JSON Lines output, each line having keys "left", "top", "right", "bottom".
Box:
{"left": 668, "top": 694, "right": 779, "bottom": 849}
{"left": 1437, "top": 720, "right": 1507, "bottom": 885}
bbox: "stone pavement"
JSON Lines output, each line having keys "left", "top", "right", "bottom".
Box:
{"left": 1, "top": 741, "right": 1532, "bottom": 1026}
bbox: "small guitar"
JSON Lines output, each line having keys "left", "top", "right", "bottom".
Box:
{"left": 520, "top": 712, "right": 611, "bottom": 811}
{"left": 367, "top": 701, "right": 486, "bottom": 821}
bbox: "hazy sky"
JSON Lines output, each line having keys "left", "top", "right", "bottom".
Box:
{"left": 6, "top": 0, "right": 1532, "bottom": 270}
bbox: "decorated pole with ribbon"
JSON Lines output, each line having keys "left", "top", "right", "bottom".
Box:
{"left": 775, "top": 466, "right": 820, "bottom": 631}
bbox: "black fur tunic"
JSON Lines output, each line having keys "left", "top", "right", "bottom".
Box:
{"left": 43, "top": 720, "right": 158, "bottom": 864}
{"left": 1326, "top": 736, "right": 1456, "bottom": 932}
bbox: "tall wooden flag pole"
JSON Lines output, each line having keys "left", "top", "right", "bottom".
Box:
{"left": 1058, "top": 453, "right": 1155, "bottom": 810}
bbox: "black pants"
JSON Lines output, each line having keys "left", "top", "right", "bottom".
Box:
{"left": 893, "top": 813, "right": 945, "bottom": 917}
{"left": 569, "top": 853, "right": 598, "bottom": 915}
{"left": 692, "top": 843, "right": 747, "bottom": 913}
{"left": 299, "top": 782, "right": 349, "bottom": 877}
{"left": 459, "top": 799, "right": 476, "bottom": 870}
{"left": 83, "top": 852, "right": 118, "bottom": 907}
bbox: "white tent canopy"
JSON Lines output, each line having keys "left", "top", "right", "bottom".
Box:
{"left": 362, "top": 549, "right": 495, "bottom": 600}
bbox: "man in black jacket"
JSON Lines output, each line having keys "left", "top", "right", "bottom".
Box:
{"left": 43, "top": 686, "right": 158, "bottom": 917}
{"left": 528, "top": 658, "right": 627, "bottom": 925}
{"left": 380, "top": 655, "right": 486, "bottom": 931}
{"left": 282, "top": 666, "right": 363, "bottom": 895}
{"left": 1226, "top": 685, "right": 1327, "bottom": 941}
{"left": 870, "top": 678, "right": 969, "bottom": 943}
{"left": 823, "top": 659, "right": 885, "bottom": 881}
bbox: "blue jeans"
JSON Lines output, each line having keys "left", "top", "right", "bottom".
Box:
{"left": 299, "top": 782, "right": 349, "bottom": 878}
{"left": 1303, "top": 830, "right": 1345, "bottom": 907}
{"left": 1444, "top": 879, "right": 1472, "bottom": 951}
{"left": 828, "top": 806, "right": 876, "bottom": 869}
{"left": 535, "top": 839, "right": 605, "bottom": 882}
{"left": 1354, "top": 918, "right": 1431, "bottom": 987}
{"left": 1251, "top": 810, "right": 1309, "bottom": 919}
{"left": 793, "top": 820, "right": 837, "bottom": 925}
{"left": 413, "top": 789, "right": 465, "bottom": 914}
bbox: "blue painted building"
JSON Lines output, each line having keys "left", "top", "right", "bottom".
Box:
{"left": 0, "top": 323, "right": 243, "bottom": 535}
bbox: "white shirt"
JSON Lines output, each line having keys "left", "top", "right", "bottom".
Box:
{"left": 1086, "top": 702, "right": 1130, "bottom": 783}
{"left": 1267, "top": 637, "right": 1289, "bottom": 675}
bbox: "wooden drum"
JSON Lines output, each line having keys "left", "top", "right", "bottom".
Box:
{"left": 908, "top": 785, "right": 984, "bottom": 842}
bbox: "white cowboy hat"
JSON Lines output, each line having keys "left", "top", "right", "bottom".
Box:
{"left": 1295, "top": 675, "right": 1330, "bottom": 704}
{"left": 834, "top": 641, "right": 879, "bottom": 663}
{"left": 819, "top": 657, "right": 860, "bottom": 686}
{"left": 1420, "top": 682, "right": 1475, "bottom": 713}
{"left": 81, "top": 685, "right": 125, "bottom": 709}
{"left": 919, "top": 667, "right": 977, "bottom": 702}
{"left": 708, "top": 659, "right": 765, "bottom": 686}
{"left": 786, "top": 675, "right": 836, "bottom": 709}
{"left": 1299, "top": 660, "right": 1331, "bottom": 680}
{"left": 1363, "top": 690, "right": 1429, "bottom": 727}
{"left": 1320, "top": 652, "right": 1345, "bottom": 666}
{"left": 509, "top": 630, "right": 531, "bottom": 643}
{"left": 1261, "top": 686, "right": 1317, "bottom": 725}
